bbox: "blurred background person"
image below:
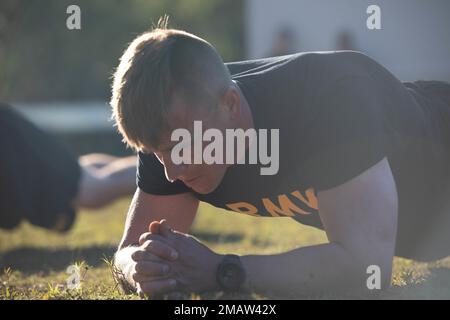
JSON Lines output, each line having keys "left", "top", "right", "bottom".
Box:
{"left": 267, "top": 27, "right": 298, "bottom": 57}
{"left": 246, "top": 0, "right": 450, "bottom": 82}
{"left": 0, "top": 0, "right": 244, "bottom": 233}
{"left": 335, "top": 30, "right": 357, "bottom": 51}
{"left": 0, "top": 103, "right": 137, "bottom": 232}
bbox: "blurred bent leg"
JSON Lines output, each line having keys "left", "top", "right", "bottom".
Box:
{"left": 75, "top": 155, "right": 137, "bottom": 208}
{"left": 79, "top": 153, "right": 120, "bottom": 170}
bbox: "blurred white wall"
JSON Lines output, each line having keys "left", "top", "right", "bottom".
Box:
{"left": 15, "top": 102, "right": 113, "bottom": 133}
{"left": 245, "top": 0, "right": 450, "bottom": 81}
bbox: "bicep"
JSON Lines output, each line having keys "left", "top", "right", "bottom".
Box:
{"left": 317, "top": 157, "right": 398, "bottom": 273}
{"left": 118, "top": 188, "right": 199, "bottom": 249}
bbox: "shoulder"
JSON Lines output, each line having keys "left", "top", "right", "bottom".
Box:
{"left": 227, "top": 52, "right": 320, "bottom": 79}
{"left": 308, "top": 50, "right": 379, "bottom": 71}
{"left": 308, "top": 51, "right": 384, "bottom": 85}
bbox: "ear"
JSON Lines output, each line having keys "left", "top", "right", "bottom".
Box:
{"left": 220, "top": 86, "right": 241, "bottom": 121}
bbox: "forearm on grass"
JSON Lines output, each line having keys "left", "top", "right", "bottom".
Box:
{"left": 241, "top": 242, "right": 389, "bottom": 298}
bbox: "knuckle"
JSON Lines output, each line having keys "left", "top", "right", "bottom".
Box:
{"left": 139, "top": 232, "right": 155, "bottom": 243}
{"left": 131, "top": 249, "right": 142, "bottom": 261}
{"left": 147, "top": 240, "right": 162, "bottom": 253}
{"left": 163, "top": 247, "right": 173, "bottom": 258}
{"left": 140, "top": 283, "right": 154, "bottom": 296}
{"left": 140, "top": 241, "right": 151, "bottom": 251}
{"left": 167, "top": 279, "right": 177, "bottom": 290}
{"left": 143, "top": 239, "right": 154, "bottom": 248}
{"left": 139, "top": 233, "right": 149, "bottom": 243}
{"left": 134, "top": 262, "right": 143, "bottom": 273}
{"left": 132, "top": 272, "right": 140, "bottom": 282}
{"left": 134, "top": 261, "right": 163, "bottom": 277}
{"left": 140, "top": 279, "right": 173, "bottom": 297}
{"left": 160, "top": 264, "right": 169, "bottom": 274}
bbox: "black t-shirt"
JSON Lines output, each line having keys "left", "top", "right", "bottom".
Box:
{"left": 137, "top": 51, "right": 450, "bottom": 260}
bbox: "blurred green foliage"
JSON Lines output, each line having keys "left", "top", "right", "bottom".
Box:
{"left": 0, "top": 0, "right": 244, "bottom": 102}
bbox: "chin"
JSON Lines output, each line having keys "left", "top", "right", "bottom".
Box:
{"left": 192, "top": 180, "right": 220, "bottom": 194}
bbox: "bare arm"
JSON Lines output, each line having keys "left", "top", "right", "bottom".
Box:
{"left": 114, "top": 188, "right": 199, "bottom": 291}
{"left": 131, "top": 158, "right": 398, "bottom": 297}
{"left": 240, "top": 157, "right": 398, "bottom": 297}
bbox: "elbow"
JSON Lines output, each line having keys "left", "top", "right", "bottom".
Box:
{"left": 353, "top": 256, "right": 392, "bottom": 291}
{"left": 113, "top": 247, "right": 139, "bottom": 294}
{"left": 337, "top": 243, "right": 393, "bottom": 292}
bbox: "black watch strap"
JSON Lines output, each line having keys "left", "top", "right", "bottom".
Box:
{"left": 216, "top": 254, "right": 246, "bottom": 292}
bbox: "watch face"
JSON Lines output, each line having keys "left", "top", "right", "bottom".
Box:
{"left": 219, "top": 262, "right": 245, "bottom": 291}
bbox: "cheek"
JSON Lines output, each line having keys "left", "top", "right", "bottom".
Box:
{"left": 192, "top": 165, "right": 227, "bottom": 194}
{"left": 206, "top": 164, "right": 226, "bottom": 182}
{"left": 193, "top": 164, "right": 215, "bottom": 183}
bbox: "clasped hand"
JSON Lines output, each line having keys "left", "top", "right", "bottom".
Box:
{"left": 131, "top": 219, "right": 222, "bottom": 298}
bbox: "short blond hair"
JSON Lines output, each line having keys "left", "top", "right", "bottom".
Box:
{"left": 110, "top": 19, "right": 231, "bottom": 152}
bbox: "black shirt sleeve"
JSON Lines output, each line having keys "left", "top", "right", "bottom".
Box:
{"left": 137, "top": 152, "right": 191, "bottom": 195}
{"left": 303, "top": 75, "right": 388, "bottom": 191}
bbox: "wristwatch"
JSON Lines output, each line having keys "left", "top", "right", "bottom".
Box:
{"left": 216, "top": 254, "right": 246, "bottom": 292}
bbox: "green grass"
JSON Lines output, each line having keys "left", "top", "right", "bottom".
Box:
{"left": 1, "top": 198, "right": 450, "bottom": 299}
